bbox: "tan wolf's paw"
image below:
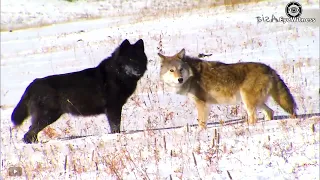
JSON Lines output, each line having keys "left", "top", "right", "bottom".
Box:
{"left": 198, "top": 123, "right": 207, "bottom": 130}
{"left": 290, "top": 114, "right": 297, "bottom": 119}
{"left": 265, "top": 110, "right": 274, "bottom": 121}
{"left": 247, "top": 118, "right": 258, "bottom": 125}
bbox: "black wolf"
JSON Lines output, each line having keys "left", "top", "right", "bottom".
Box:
{"left": 11, "top": 39, "right": 148, "bottom": 143}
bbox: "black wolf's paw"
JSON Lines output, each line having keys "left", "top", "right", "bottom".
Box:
{"left": 23, "top": 133, "right": 38, "bottom": 144}
{"left": 109, "top": 124, "right": 121, "bottom": 134}
{"left": 110, "top": 129, "right": 120, "bottom": 134}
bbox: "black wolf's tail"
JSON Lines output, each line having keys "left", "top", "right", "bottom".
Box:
{"left": 11, "top": 91, "right": 30, "bottom": 126}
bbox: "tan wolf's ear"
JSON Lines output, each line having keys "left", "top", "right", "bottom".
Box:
{"left": 176, "top": 49, "right": 185, "bottom": 59}
{"left": 158, "top": 53, "right": 166, "bottom": 59}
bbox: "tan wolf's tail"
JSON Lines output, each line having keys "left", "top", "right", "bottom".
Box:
{"left": 270, "top": 70, "right": 297, "bottom": 118}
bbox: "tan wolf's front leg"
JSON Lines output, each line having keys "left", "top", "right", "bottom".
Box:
{"left": 190, "top": 96, "right": 209, "bottom": 130}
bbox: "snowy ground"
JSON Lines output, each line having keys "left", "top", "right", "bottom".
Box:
{"left": 1, "top": 0, "right": 320, "bottom": 179}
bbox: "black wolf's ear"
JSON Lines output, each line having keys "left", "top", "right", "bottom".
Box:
{"left": 120, "top": 39, "right": 131, "bottom": 50}
{"left": 134, "top": 39, "right": 144, "bottom": 51}
{"left": 176, "top": 48, "right": 185, "bottom": 59}
{"left": 113, "top": 39, "right": 130, "bottom": 57}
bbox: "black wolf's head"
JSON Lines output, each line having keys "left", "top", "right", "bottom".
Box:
{"left": 112, "top": 39, "right": 148, "bottom": 79}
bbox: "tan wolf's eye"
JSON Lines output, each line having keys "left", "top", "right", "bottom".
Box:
{"left": 179, "top": 68, "right": 183, "bottom": 72}
{"left": 170, "top": 69, "right": 174, "bottom": 72}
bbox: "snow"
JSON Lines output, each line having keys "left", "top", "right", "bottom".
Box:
{"left": 1, "top": 0, "right": 319, "bottom": 179}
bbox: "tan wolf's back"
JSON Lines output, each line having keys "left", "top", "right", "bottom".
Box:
{"left": 183, "top": 58, "right": 273, "bottom": 94}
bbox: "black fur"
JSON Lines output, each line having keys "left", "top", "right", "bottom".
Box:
{"left": 11, "top": 39, "right": 148, "bottom": 143}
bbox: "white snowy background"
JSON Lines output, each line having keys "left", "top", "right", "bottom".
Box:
{"left": 1, "top": 0, "right": 319, "bottom": 179}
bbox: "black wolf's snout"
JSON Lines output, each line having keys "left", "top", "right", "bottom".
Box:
{"left": 178, "top": 78, "right": 183, "bottom": 83}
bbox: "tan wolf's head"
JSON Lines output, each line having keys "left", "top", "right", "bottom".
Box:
{"left": 158, "top": 49, "right": 192, "bottom": 87}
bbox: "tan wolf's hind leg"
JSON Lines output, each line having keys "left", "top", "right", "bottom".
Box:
{"left": 240, "top": 75, "right": 272, "bottom": 125}
{"left": 260, "top": 103, "right": 274, "bottom": 120}
{"left": 190, "top": 96, "right": 209, "bottom": 130}
{"left": 240, "top": 90, "right": 268, "bottom": 125}
{"left": 241, "top": 98, "right": 257, "bottom": 124}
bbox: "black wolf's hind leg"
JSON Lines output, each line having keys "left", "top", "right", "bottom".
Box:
{"left": 23, "top": 110, "right": 62, "bottom": 144}
{"left": 105, "top": 106, "right": 122, "bottom": 134}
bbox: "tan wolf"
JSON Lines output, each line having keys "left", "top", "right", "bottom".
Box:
{"left": 158, "top": 49, "right": 297, "bottom": 129}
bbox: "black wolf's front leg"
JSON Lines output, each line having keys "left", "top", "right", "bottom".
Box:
{"left": 105, "top": 106, "right": 122, "bottom": 133}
